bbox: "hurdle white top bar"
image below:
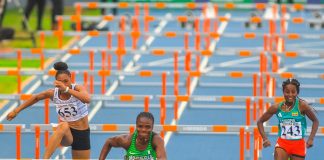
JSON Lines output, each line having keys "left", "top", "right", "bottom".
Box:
{"left": 27, "top": 124, "right": 324, "bottom": 135}
{"left": 39, "top": 30, "right": 324, "bottom": 40}
{"left": 60, "top": 15, "right": 324, "bottom": 23}
{"left": 1, "top": 94, "right": 324, "bottom": 104}
{"left": 75, "top": 2, "right": 324, "bottom": 10}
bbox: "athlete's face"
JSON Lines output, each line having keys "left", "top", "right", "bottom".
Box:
{"left": 136, "top": 117, "right": 153, "bottom": 140}
{"left": 283, "top": 84, "right": 298, "bottom": 103}
{"left": 56, "top": 73, "right": 71, "bottom": 87}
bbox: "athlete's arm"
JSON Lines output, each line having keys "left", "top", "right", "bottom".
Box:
{"left": 257, "top": 104, "right": 278, "bottom": 147}
{"left": 153, "top": 135, "right": 167, "bottom": 160}
{"left": 6, "top": 89, "right": 53, "bottom": 121}
{"left": 69, "top": 85, "right": 91, "bottom": 103}
{"left": 99, "top": 134, "right": 130, "bottom": 160}
{"left": 300, "top": 101, "right": 319, "bottom": 148}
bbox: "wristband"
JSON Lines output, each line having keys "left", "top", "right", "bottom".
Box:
{"left": 63, "top": 87, "right": 69, "bottom": 93}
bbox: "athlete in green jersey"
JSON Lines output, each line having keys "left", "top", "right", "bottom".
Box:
{"left": 276, "top": 98, "right": 307, "bottom": 140}
{"left": 99, "top": 112, "right": 167, "bottom": 160}
{"left": 257, "top": 78, "right": 318, "bottom": 160}
{"left": 125, "top": 130, "right": 157, "bottom": 160}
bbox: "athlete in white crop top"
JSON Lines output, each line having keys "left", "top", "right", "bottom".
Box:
{"left": 6, "top": 62, "right": 91, "bottom": 159}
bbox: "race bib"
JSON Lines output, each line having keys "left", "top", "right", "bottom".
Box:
{"left": 57, "top": 103, "right": 78, "bottom": 118}
{"left": 280, "top": 120, "right": 302, "bottom": 140}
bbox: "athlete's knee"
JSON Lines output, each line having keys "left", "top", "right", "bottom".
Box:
{"left": 56, "top": 122, "right": 70, "bottom": 135}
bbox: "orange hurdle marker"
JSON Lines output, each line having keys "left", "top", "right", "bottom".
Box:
{"left": 272, "top": 53, "right": 278, "bottom": 72}
{"left": 184, "top": 33, "right": 189, "bottom": 50}
{"left": 160, "top": 96, "right": 166, "bottom": 125}
{"left": 40, "top": 31, "right": 45, "bottom": 48}
{"left": 195, "top": 33, "right": 201, "bottom": 51}
{"left": 174, "top": 101, "right": 178, "bottom": 121}
{"left": 144, "top": 3, "right": 149, "bottom": 17}
{"left": 75, "top": 3, "right": 82, "bottom": 31}
{"left": 44, "top": 99, "right": 50, "bottom": 147}
{"left": 259, "top": 98, "right": 264, "bottom": 119}
{"left": 263, "top": 34, "right": 268, "bottom": 51}
{"left": 144, "top": 4, "right": 150, "bottom": 34}
{"left": 83, "top": 71, "right": 88, "bottom": 91}
{"left": 117, "top": 32, "right": 125, "bottom": 70}
{"left": 246, "top": 97, "right": 251, "bottom": 126}
{"left": 272, "top": 78, "right": 276, "bottom": 97}
{"left": 174, "top": 72, "right": 179, "bottom": 96}
{"left": 101, "top": 51, "right": 107, "bottom": 94}
{"left": 89, "top": 50, "right": 95, "bottom": 94}
{"left": 162, "top": 72, "right": 167, "bottom": 95}
{"left": 252, "top": 73, "right": 257, "bottom": 122}
{"left": 173, "top": 51, "right": 179, "bottom": 71}
{"left": 253, "top": 128, "right": 259, "bottom": 160}
{"left": 185, "top": 51, "right": 191, "bottom": 71}
{"left": 134, "top": 4, "right": 140, "bottom": 16}
{"left": 120, "top": 16, "right": 126, "bottom": 31}
{"left": 240, "top": 127, "right": 244, "bottom": 160}
{"left": 35, "top": 125, "right": 40, "bottom": 159}
{"left": 203, "top": 18, "right": 211, "bottom": 48}
{"left": 107, "top": 32, "right": 112, "bottom": 49}
{"left": 213, "top": 4, "right": 218, "bottom": 32}
{"left": 186, "top": 76, "right": 191, "bottom": 95}
{"left": 196, "top": 55, "right": 200, "bottom": 71}
{"left": 16, "top": 50, "right": 22, "bottom": 93}
{"left": 194, "top": 18, "right": 199, "bottom": 32}
{"left": 144, "top": 96, "right": 149, "bottom": 112}
{"left": 16, "top": 126, "right": 21, "bottom": 159}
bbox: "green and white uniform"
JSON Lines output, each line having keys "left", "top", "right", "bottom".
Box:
{"left": 125, "top": 131, "right": 157, "bottom": 160}
{"left": 276, "top": 98, "right": 307, "bottom": 140}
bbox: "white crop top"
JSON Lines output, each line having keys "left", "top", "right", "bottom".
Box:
{"left": 53, "top": 84, "right": 88, "bottom": 122}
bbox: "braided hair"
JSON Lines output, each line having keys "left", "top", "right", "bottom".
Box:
{"left": 136, "top": 112, "right": 154, "bottom": 125}
{"left": 53, "top": 62, "right": 71, "bottom": 79}
{"left": 282, "top": 78, "right": 300, "bottom": 94}
{"left": 282, "top": 78, "right": 317, "bottom": 114}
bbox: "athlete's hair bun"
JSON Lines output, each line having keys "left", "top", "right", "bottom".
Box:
{"left": 53, "top": 62, "right": 68, "bottom": 71}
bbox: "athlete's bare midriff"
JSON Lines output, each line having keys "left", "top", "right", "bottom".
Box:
{"left": 68, "top": 116, "right": 89, "bottom": 130}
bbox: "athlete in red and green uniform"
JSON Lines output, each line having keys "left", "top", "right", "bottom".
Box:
{"left": 257, "top": 78, "right": 318, "bottom": 159}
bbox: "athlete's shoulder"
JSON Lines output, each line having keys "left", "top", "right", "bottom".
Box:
{"left": 267, "top": 103, "right": 280, "bottom": 114}
{"left": 152, "top": 132, "right": 164, "bottom": 146}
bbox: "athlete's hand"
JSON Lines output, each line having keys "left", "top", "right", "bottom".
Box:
{"left": 306, "top": 138, "right": 314, "bottom": 148}
{"left": 54, "top": 80, "right": 66, "bottom": 92}
{"left": 262, "top": 139, "right": 271, "bottom": 148}
{"left": 6, "top": 110, "right": 18, "bottom": 121}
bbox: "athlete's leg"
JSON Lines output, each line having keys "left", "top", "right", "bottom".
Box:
{"left": 72, "top": 149, "right": 91, "bottom": 159}
{"left": 43, "top": 122, "right": 73, "bottom": 158}
{"left": 274, "top": 147, "right": 289, "bottom": 160}
{"left": 291, "top": 155, "right": 305, "bottom": 160}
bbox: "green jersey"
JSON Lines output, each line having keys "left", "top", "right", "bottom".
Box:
{"left": 125, "top": 131, "right": 157, "bottom": 160}
{"left": 276, "top": 98, "right": 307, "bottom": 140}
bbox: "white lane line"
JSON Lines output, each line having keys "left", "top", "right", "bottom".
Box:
{"left": 164, "top": 13, "right": 231, "bottom": 145}
{"left": 56, "top": 13, "right": 170, "bottom": 158}
{"left": 278, "top": 58, "right": 324, "bottom": 73}
{"left": 218, "top": 57, "right": 259, "bottom": 67}
{"left": 292, "top": 59, "right": 324, "bottom": 68}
